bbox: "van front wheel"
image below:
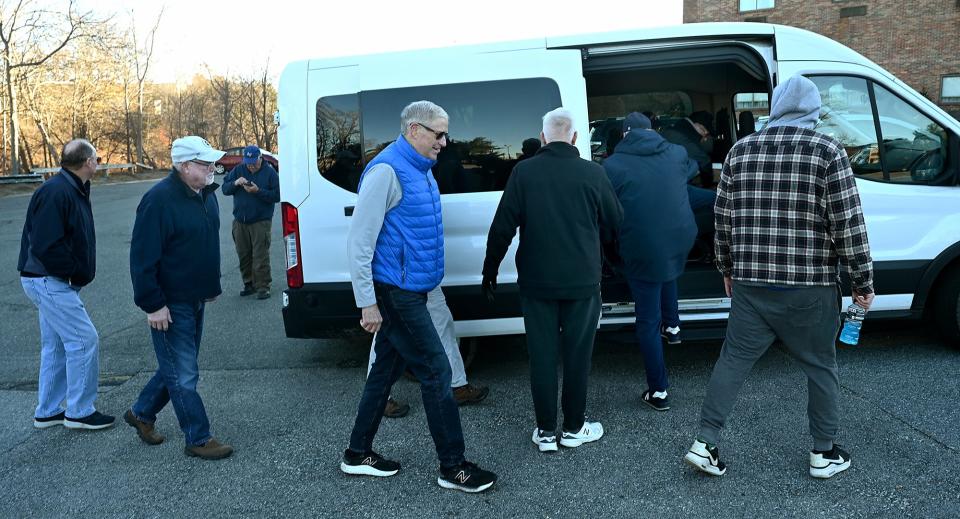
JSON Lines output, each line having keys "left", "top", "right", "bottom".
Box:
{"left": 933, "top": 267, "right": 960, "bottom": 348}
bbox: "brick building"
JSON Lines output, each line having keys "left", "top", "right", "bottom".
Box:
{"left": 683, "top": 0, "right": 960, "bottom": 117}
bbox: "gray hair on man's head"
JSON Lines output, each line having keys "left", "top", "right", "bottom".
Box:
{"left": 542, "top": 107, "right": 576, "bottom": 143}
{"left": 60, "top": 139, "right": 95, "bottom": 170}
{"left": 400, "top": 100, "right": 449, "bottom": 135}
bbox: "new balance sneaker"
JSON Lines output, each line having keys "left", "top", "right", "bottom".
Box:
{"left": 63, "top": 411, "right": 115, "bottom": 430}
{"left": 531, "top": 427, "right": 558, "bottom": 453}
{"left": 340, "top": 449, "right": 400, "bottom": 477}
{"left": 33, "top": 411, "right": 65, "bottom": 429}
{"left": 437, "top": 461, "right": 497, "bottom": 493}
{"left": 661, "top": 325, "right": 681, "bottom": 345}
{"left": 809, "top": 445, "right": 851, "bottom": 479}
{"left": 559, "top": 421, "right": 604, "bottom": 448}
{"left": 642, "top": 389, "right": 670, "bottom": 411}
{"left": 684, "top": 439, "right": 727, "bottom": 476}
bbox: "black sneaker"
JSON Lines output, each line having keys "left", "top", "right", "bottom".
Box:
{"left": 661, "top": 325, "right": 681, "bottom": 345}
{"left": 256, "top": 290, "right": 271, "bottom": 300}
{"left": 340, "top": 449, "right": 400, "bottom": 477}
{"left": 240, "top": 284, "right": 255, "bottom": 296}
{"left": 641, "top": 389, "right": 670, "bottom": 411}
{"left": 437, "top": 461, "right": 497, "bottom": 493}
{"left": 684, "top": 439, "right": 727, "bottom": 476}
{"left": 809, "top": 445, "right": 851, "bottom": 479}
{"left": 33, "top": 411, "right": 65, "bottom": 429}
{"left": 63, "top": 411, "right": 115, "bottom": 430}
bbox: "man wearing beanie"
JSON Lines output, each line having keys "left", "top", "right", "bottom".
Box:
{"left": 684, "top": 75, "right": 874, "bottom": 479}
{"left": 125, "top": 136, "right": 234, "bottom": 460}
{"left": 603, "top": 112, "right": 698, "bottom": 412}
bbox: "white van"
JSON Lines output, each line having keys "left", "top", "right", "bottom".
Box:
{"left": 276, "top": 22, "right": 960, "bottom": 346}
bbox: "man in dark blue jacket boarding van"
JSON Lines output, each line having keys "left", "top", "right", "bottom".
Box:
{"left": 124, "top": 136, "right": 233, "bottom": 460}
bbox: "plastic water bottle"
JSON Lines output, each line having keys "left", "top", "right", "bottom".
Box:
{"left": 838, "top": 303, "right": 867, "bottom": 346}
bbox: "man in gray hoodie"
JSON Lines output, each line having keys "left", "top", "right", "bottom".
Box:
{"left": 683, "top": 75, "right": 874, "bottom": 479}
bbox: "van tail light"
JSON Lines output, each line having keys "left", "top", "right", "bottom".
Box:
{"left": 281, "top": 202, "right": 303, "bottom": 289}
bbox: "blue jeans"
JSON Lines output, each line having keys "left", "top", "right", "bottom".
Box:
{"left": 627, "top": 278, "right": 679, "bottom": 392}
{"left": 20, "top": 276, "right": 100, "bottom": 419}
{"left": 132, "top": 302, "right": 211, "bottom": 446}
{"left": 349, "top": 283, "right": 465, "bottom": 469}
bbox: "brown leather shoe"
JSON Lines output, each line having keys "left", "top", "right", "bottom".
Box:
{"left": 453, "top": 383, "right": 489, "bottom": 406}
{"left": 184, "top": 438, "right": 234, "bottom": 460}
{"left": 123, "top": 409, "right": 164, "bottom": 445}
{"left": 383, "top": 397, "right": 410, "bottom": 418}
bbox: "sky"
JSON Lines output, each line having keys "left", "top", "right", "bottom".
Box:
{"left": 78, "top": 0, "right": 683, "bottom": 84}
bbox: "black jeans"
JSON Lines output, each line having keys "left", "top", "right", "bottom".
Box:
{"left": 348, "top": 282, "right": 465, "bottom": 469}
{"left": 521, "top": 293, "right": 601, "bottom": 433}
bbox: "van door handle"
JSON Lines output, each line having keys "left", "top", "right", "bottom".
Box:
{"left": 344, "top": 206, "right": 355, "bottom": 216}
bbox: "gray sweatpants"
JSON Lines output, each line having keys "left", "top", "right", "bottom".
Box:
{"left": 698, "top": 282, "right": 841, "bottom": 451}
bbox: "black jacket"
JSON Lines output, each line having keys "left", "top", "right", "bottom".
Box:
{"left": 604, "top": 130, "right": 698, "bottom": 282}
{"left": 17, "top": 169, "right": 96, "bottom": 287}
{"left": 130, "top": 170, "right": 222, "bottom": 313}
{"left": 483, "top": 142, "right": 623, "bottom": 299}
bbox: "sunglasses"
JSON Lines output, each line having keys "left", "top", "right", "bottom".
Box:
{"left": 416, "top": 122, "right": 449, "bottom": 142}
{"left": 190, "top": 159, "right": 214, "bottom": 167}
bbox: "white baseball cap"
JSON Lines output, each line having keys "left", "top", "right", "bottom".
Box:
{"left": 171, "top": 136, "right": 225, "bottom": 164}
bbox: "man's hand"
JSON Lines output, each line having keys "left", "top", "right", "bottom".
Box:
{"left": 147, "top": 306, "right": 173, "bottom": 331}
{"left": 853, "top": 289, "right": 874, "bottom": 311}
{"left": 360, "top": 304, "right": 382, "bottom": 334}
{"left": 723, "top": 276, "right": 733, "bottom": 298}
{"left": 482, "top": 275, "right": 497, "bottom": 303}
{"left": 242, "top": 181, "right": 260, "bottom": 193}
{"left": 204, "top": 296, "right": 217, "bottom": 303}
{"left": 234, "top": 177, "right": 249, "bottom": 187}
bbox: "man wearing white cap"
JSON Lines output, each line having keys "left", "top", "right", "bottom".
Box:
{"left": 124, "top": 136, "right": 234, "bottom": 460}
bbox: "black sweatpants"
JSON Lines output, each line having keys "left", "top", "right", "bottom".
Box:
{"left": 521, "top": 293, "right": 601, "bottom": 433}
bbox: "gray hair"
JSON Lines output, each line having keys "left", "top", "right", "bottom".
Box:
{"left": 542, "top": 107, "right": 576, "bottom": 143}
{"left": 60, "top": 139, "right": 95, "bottom": 170}
{"left": 400, "top": 100, "right": 449, "bottom": 135}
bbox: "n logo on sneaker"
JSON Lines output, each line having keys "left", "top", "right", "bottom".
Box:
{"left": 362, "top": 457, "right": 376, "bottom": 466}
{"left": 454, "top": 471, "right": 470, "bottom": 484}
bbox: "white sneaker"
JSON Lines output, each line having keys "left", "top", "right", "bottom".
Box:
{"left": 531, "top": 427, "right": 558, "bottom": 453}
{"left": 559, "top": 421, "right": 604, "bottom": 448}
{"left": 683, "top": 439, "right": 727, "bottom": 476}
{"left": 809, "top": 446, "right": 851, "bottom": 479}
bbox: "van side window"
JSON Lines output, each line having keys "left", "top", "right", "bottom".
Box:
{"left": 316, "top": 94, "right": 362, "bottom": 192}
{"left": 360, "top": 78, "right": 562, "bottom": 194}
{"left": 809, "top": 75, "right": 950, "bottom": 184}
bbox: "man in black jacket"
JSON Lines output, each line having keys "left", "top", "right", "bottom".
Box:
{"left": 483, "top": 107, "right": 623, "bottom": 453}
{"left": 124, "top": 136, "right": 233, "bottom": 460}
{"left": 18, "top": 139, "right": 115, "bottom": 431}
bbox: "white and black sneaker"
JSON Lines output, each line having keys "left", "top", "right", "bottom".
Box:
{"left": 531, "top": 427, "right": 558, "bottom": 453}
{"left": 684, "top": 439, "right": 727, "bottom": 476}
{"left": 559, "top": 421, "right": 604, "bottom": 448}
{"left": 63, "top": 411, "right": 115, "bottom": 430}
{"left": 809, "top": 445, "right": 851, "bottom": 479}
{"left": 34, "top": 411, "right": 65, "bottom": 429}
{"left": 661, "top": 325, "right": 681, "bottom": 345}
{"left": 642, "top": 390, "right": 670, "bottom": 411}
{"left": 437, "top": 461, "right": 497, "bottom": 493}
{"left": 340, "top": 449, "right": 400, "bottom": 477}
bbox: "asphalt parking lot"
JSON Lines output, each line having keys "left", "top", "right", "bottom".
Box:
{"left": 1, "top": 179, "right": 959, "bottom": 518}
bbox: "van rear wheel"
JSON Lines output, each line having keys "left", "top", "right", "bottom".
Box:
{"left": 933, "top": 267, "right": 960, "bottom": 348}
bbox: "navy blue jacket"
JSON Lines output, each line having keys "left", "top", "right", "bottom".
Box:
{"left": 17, "top": 169, "right": 96, "bottom": 286}
{"left": 604, "top": 130, "right": 698, "bottom": 283}
{"left": 220, "top": 162, "right": 279, "bottom": 223}
{"left": 130, "top": 170, "right": 222, "bottom": 313}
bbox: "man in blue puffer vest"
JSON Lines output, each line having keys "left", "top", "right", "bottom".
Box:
{"left": 341, "top": 101, "right": 496, "bottom": 493}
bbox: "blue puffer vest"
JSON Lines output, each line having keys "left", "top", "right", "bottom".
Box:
{"left": 360, "top": 135, "right": 444, "bottom": 293}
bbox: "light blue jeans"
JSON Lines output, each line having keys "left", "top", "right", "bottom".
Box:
{"left": 20, "top": 276, "right": 100, "bottom": 420}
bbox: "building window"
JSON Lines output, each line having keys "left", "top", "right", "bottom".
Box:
{"left": 943, "top": 75, "right": 960, "bottom": 104}
{"left": 839, "top": 6, "right": 867, "bottom": 17}
{"left": 739, "top": 0, "right": 774, "bottom": 11}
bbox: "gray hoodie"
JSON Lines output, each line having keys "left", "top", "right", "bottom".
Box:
{"left": 766, "top": 75, "right": 821, "bottom": 130}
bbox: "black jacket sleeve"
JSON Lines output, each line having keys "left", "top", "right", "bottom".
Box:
{"left": 596, "top": 172, "right": 624, "bottom": 246}
{"left": 482, "top": 166, "right": 523, "bottom": 278}
{"left": 129, "top": 195, "right": 167, "bottom": 313}
{"left": 29, "top": 189, "right": 77, "bottom": 279}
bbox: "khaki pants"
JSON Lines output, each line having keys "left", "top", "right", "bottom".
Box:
{"left": 232, "top": 220, "right": 272, "bottom": 291}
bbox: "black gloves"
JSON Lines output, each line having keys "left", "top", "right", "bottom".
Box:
{"left": 481, "top": 274, "right": 497, "bottom": 303}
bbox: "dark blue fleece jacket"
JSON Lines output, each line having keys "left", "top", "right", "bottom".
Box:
{"left": 220, "top": 162, "right": 279, "bottom": 223}
{"left": 604, "top": 129, "right": 698, "bottom": 283}
{"left": 130, "top": 170, "right": 222, "bottom": 313}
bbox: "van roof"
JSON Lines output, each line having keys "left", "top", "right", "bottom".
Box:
{"left": 302, "top": 22, "right": 876, "bottom": 71}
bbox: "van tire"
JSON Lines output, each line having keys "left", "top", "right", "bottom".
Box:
{"left": 933, "top": 267, "right": 960, "bottom": 348}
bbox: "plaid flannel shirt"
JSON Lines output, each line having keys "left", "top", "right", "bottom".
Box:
{"left": 714, "top": 125, "right": 874, "bottom": 293}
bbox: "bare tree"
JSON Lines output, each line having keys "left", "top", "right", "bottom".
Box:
{"left": 129, "top": 7, "right": 163, "bottom": 168}
{"left": 207, "top": 68, "right": 234, "bottom": 149}
{"left": 0, "top": 0, "right": 93, "bottom": 174}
